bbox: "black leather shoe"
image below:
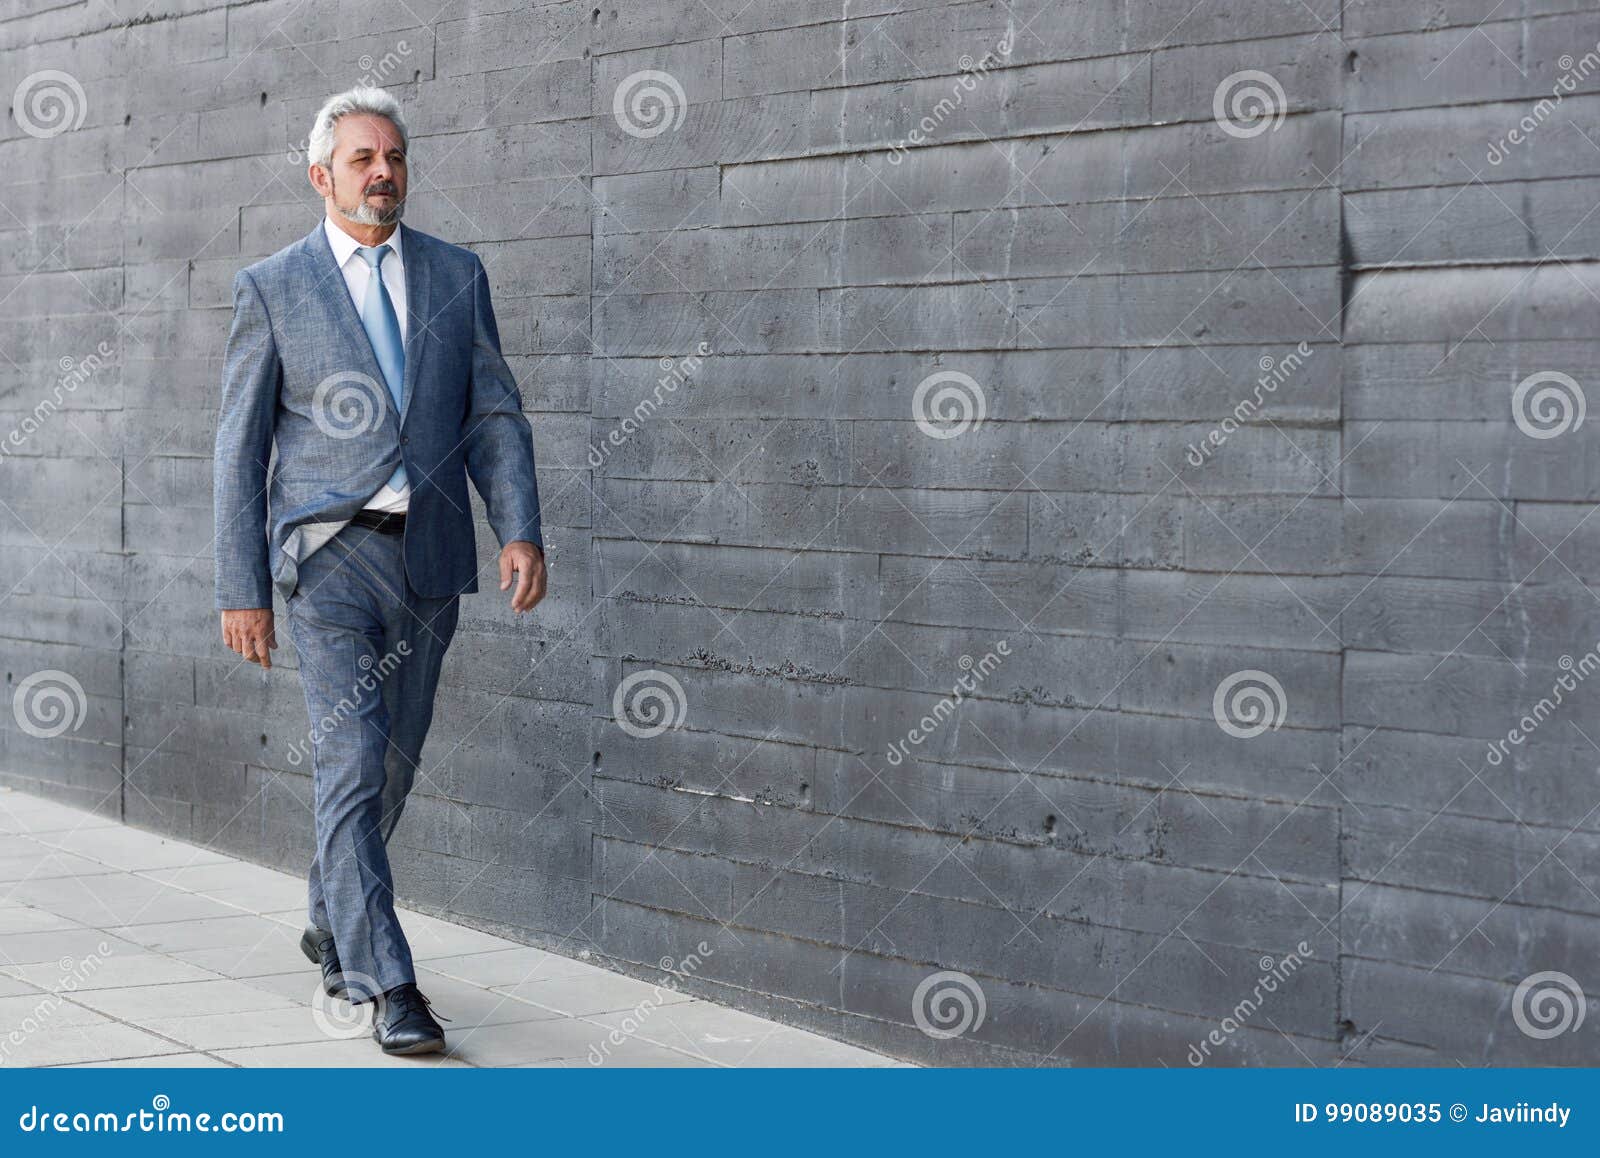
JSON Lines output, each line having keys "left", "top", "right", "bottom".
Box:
{"left": 371, "top": 982, "right": 450, "bottom": 1055}
{"left": 299, "top": 925, "right": 348, "bottom": 999}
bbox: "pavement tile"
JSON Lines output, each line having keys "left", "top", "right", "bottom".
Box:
{"left": 0, "top": 788, "right": 897, "bottom": 1069}
{"left": 245, "top": 966, "right": 566, "bottom": 1030}
{"left": 38, "top": 827, "right": 236, "bottom": 873}
{"left": 135, "top": 1005, "right": 345, "bottom": 1051}
{"left": 441, "top": 1016, "right": 631, "bottom": 1066}
{"left": 0, "top": 1021, "right": 185, "bottom": 1067}
{"left": 395, "top": 910, "right": 528, "bottom": 960}
{"left": 0, "top": 850, "right": 119, "bottom": 882}
{"left": 10, "top": 874, "right": 249, "bottom": 928}
{"left": 142, "top": 860, "right": 302, "bottom": 896}
{"left": 65, "top": 1051, "right": 233, "bottom": 1068}
{"left": 0, "top": 811, "right": 120, "bottom": 836}
{"left": 171, "top": 938, "right": 311, "bottom": 979}
{"left": 0, "top": 795, "right": 118, "bottom": 835}
{"left": 587, "top": 1000, "right": 888, "bottom": 1067}
{"left": 422, "top": 945, "right": 612, "bottom": 988}
{"left": 526, "top": 1035, "right": 716, "bottom": 1068}
{"left": 0, "top": 991, "right": 115, "bottom": 1030}
{"left": 4, "top": 952, "right": 225, "bottom": 992}
{"left": 487, "top": 970, "right": 695, "bottom": 1017}
{"left": 0, "top": 928, "right": 146, "bottom": 967}
{"left": 0, "top": 906, "right": 82, "bottom": 935}
{"left": 107, "top": 914, "right": 300, "bottom": 954}
{"left": 0, "top": 974, "right": 46, "bottom": 998}
{"left": 214, "top": 1038, "right": 473, "bottom": 1067}
{"left": 69, "top": 978, "right": 304, "bottom": 1022}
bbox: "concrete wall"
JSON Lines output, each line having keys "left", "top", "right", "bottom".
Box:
{"left": 3, "top": 0, "right": 1598, "bottom": 1064}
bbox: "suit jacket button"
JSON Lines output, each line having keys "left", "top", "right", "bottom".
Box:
{"left": 401, "top": 435, "right": 410, "bottom": 444}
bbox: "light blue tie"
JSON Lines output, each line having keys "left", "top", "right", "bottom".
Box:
{"left": 356, "top": 243, "right": 407, "bottom": 491}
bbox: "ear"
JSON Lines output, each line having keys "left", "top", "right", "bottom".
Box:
{"left": 307, "top": 162, "right": 330, "bottom": 197}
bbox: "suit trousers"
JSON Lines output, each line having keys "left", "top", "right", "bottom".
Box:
{"left": 284, "top": 521, "right": 460, "bottom": 1004}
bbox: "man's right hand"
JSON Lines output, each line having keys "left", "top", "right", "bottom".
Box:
{"left": 221, "top": 608, "right": 277, "bottom": 669}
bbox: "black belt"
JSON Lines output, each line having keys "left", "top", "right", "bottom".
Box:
{"left": 349, "top": 509, "right": 407, "bottom": 534}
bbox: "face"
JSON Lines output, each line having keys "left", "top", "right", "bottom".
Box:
{"left": 315, "top": 112, "right": 408, "bottom": 227}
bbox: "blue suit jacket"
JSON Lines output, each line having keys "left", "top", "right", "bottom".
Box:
{"left": 213, "top": 220, "right": 542, "bottom": 610}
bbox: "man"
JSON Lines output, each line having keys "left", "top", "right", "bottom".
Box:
{"left": 213, "top": 85, "right": 547, "bottom": 1055}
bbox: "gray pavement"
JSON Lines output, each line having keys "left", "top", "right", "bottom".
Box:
{"left": 0, "top": 787, "right": 899, "bottom": 1068}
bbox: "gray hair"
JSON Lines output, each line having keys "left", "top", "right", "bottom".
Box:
{"left": 306, "top": 86, "right": 408, "bottom": 170}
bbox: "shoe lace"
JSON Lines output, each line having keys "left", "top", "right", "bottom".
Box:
{"left": 386, "top": 986, "right": 452, "bottom": 1023}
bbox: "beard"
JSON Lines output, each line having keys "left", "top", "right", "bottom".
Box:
{"left": 331, "top": 173, "right": 405, "bottom": 226}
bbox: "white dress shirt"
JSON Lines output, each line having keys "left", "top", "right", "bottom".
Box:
{"left": 323, "top": 214, "right": 410, "bottom": 514}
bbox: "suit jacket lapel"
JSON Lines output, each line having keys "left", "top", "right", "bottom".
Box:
{"left": 304, "top": 219, "right": 430, "bottom": 429}
{"left": 397, "top": 221, "right": 430, "bottom": 427}
{"left": 303, "top": 220, "right": 395, "bottom": 425}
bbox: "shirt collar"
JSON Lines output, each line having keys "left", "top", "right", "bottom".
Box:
{"left": 323, "top": 214, "right": 403, "bottom": 271}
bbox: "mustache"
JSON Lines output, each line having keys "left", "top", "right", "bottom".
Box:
{"left": 365, "top": 182, "right": 398, "bottom": 196}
